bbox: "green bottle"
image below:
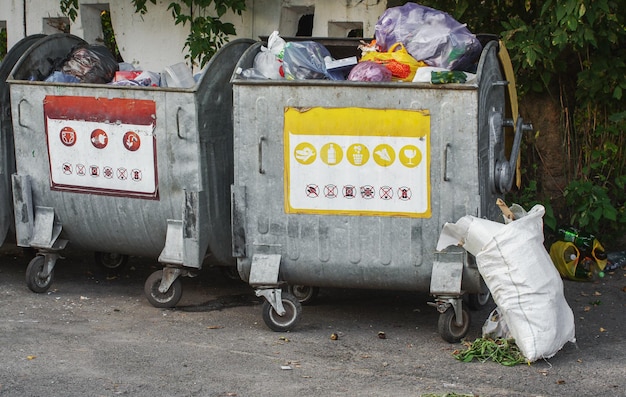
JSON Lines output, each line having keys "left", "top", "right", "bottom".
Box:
{"left": 558, "top": 227, "right": 594, "bottom": 253}
{"left": 574, "top": 263, "right": 592, "bottom": 280}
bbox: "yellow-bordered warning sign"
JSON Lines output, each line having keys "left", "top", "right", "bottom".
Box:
{"left": 284, "top": 107, "right": 431, "bottom": 218}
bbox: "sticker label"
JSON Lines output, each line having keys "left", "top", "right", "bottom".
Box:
{"left": 284, "top": 107, "right": 431, "bottom": 218}
{"left": 44, "top": 96, "right": 158, "bottom": 198}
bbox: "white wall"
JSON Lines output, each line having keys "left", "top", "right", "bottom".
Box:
{"left": 2, "top": 0, "right": 387, "bottom": 72}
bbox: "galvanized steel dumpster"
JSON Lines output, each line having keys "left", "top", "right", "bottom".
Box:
{"left": 8, "top": 33, "right": 254, "bottom": 306}
{"left": 230, "top": 38, "right": 531, "bottom": 341}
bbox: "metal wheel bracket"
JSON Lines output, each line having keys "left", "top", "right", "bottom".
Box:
{"left": 249, "top": 253, "right": 281, "bottom": 287}
{"left": 430, "top": 297, "right": 465, "bottom": 327}
{"left": 256, "top": 288, "right": 286, "bottom": 316}
{"left": 430, "top": 250, "right": 464, "bottom": 295}
{"left": 39, "top": 253, "right": 59, "bottom": 278}
{"left": 158, "top": 267, "right": 183, "bottom": 294}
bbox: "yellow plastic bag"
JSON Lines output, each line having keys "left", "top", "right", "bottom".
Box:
{"left": 549, "top": 239, "right": 608, "bottom": 281}
{"left": 360, "top": 43, "right": 426, "bottom": 81}
{"left": 549, "top": 241, "right": 582, "bottom": 280}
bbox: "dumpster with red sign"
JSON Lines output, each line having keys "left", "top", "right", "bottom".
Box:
{"left": 8, "top": 33, "right": 253, "bottom": 306}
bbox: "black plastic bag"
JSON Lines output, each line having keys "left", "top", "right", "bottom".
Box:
{"left": 60, "top": 44, "right": 119, "bottom": 83}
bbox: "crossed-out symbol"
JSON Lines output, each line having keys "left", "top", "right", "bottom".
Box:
{"left": 360, "top": 185, "right": 375, "bottom": 199}
{"left": 117, "top": 167, "right": 128, "bottom": 180}
{"left": 131, "top": 169, "right": 142, "bottom": 182}
{"left": 305, "top": 184, "right": 319, "bottom": 198}
{"left": 398, "top": 186, "right": 412, "bottom": 201}
{"left": 324, "top": 184, "right": 338, "bottom": 198}
{"left": 343, "top": 185, "right": 356, "bottom": 199}
{"left": 380, "top": 186, "right": 393, "bottom": 200}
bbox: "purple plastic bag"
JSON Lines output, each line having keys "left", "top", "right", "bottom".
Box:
{"left": 347, "top": 61, "right": 392, "bottom": 82}
{"left": 375, "top": 3, "right": 482, "bottom": 71}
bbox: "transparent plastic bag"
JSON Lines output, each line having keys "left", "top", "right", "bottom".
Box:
{"left": 282, "top": 41, "right": 344, "bottom": 80}
{"left": 375, "top": 3, "right": 482, "bottom": 71}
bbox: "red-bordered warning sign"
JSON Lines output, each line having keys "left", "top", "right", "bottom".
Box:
{"left": 44, "top": 96, "right": 158, "bottom": 199}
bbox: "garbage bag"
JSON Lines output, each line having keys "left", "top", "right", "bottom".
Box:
{"left": 359, "top": 43, "right": 425, "bottom": 81}
{"left": 374, "top": 3, "right": 482, "bottom": 71}
{"left": 437, "top": 205, "right": 576, "bottom": 362}
{"left": 550, "top": 241, "right": 584, "bottom": 281}
{"left": 60, "top": 44, "right": 118, "bottom": 83}
{"left": 253, "top": 31, "right": 286, "bottom": 79}
{"left": 347, "top": 61, "right": 392, "bottom": 82}
{"left": 282, "top": 41, "right": 344, "bottom": 80}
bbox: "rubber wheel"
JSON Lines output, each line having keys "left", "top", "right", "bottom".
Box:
{"left": 262, "top": 292, "right": 302, "bottom": 332}
{"left": 25, "top": 255, "right": 53, "bottom": 293}
{"left": 144, "top": 270, "right": 183, "bottom": 308}
{"left": 94, "top": 252, "right": 129, "bottom": 270}
{"left": 287, "top": 285, "right": 319, "bottom": 305}
{"left": 438, "top": 306, "right": 471, "bottom": 343}
{"left": 465, "top": 274, "right": 491, "bottom": 310}
{"left": 465, "top": 290, "right": 491, "bottom": 310}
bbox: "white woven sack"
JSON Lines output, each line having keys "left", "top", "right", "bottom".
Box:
{"left": 476, "top": 205, "right": 576, "bottom": 361}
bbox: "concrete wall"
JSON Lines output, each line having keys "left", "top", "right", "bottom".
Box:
{"left": 1, "top": 0, "right": 387, "bottom": 72}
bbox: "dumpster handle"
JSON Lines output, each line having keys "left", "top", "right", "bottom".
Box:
{"left": 176, "top": 107, "right": 184, "bottom": 139}
{"left": 443, "top": 143, "right": 451, "bottom": 182}
{"left": 258, "top": 136, "right": 266, "bottom": 174}
{"left": 18, "top": 99, "right": 28, "bottom": 128}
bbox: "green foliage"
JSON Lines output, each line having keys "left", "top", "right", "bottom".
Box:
{"left": 411, "top": 0, "right": 625, "bottom": 244}
{"left": 453, "top": 337, "right": 528, "bottom": 366}
{"left": 60, "top": 0, "right": 79, "bottom": 21}
{"left": 0, "top": 27, "right": 7, "bottom": 62}
{"left": 167, "top": 0, "right": 246, "bottom": 68}
{"left": 59, "top": 0, "right": 246, "bottom": 67}
{"left": 100, "top": 11, "right": 123, "bottom": 62}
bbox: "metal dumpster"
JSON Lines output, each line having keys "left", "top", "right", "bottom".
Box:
{"left": 230, "top": 38, "right": 531, "bottom": 342}
{"left": 8, "top": 33, "right": 254, "bottom": 306}
{"left": 0, "top": 35, "right": 46, "bottom": 248}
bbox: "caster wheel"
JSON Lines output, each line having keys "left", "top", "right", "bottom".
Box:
{"left": 144, "top": 270, "right": 183, "bottom": 308}
{"left": 94, "top": 252, "right": 129, "bottom": 271}
{"left": 25, "top": 255, "right": 53, "bottom": 293}
{"left": 465, "top": 290, "right": 491, "bottom": 310}
{"left": 262, "top": 292, "right": 302, "bottom": 332}
{"left": 287, "top": 285, "right": 319, "bottom": 305}
{"left": 438, "top": 306, "right": 471, "bottom": 343}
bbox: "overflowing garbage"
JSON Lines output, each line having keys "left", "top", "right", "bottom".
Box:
{"left": 33, "top": 3, "right": 482, "bottom": 87}
{"left": 36, "top": 41, "right": 195, "bottom": 88}
{"left": 237, "top": 3, "right": 481, "bottom": 84}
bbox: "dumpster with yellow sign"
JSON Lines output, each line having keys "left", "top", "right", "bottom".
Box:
{"left": 230, "top": 37, "right": 531, "bottom": 342}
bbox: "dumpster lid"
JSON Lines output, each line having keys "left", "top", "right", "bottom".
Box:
{"left": 8, "top": 33, "right": 87, "bottom": 82}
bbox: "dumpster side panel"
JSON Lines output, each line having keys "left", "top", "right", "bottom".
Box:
{"left": 233, "top": 83, "right": 479, "bottom": 291}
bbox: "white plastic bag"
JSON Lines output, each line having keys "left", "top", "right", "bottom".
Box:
{"left": 253, "top": 31, "right": 286, "bottom": 79}
{"left": 482, "top": 307, "right": 511, "bottom": 339}
{"left": 437, "top": 205, "right": 576, "bottom": 362}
